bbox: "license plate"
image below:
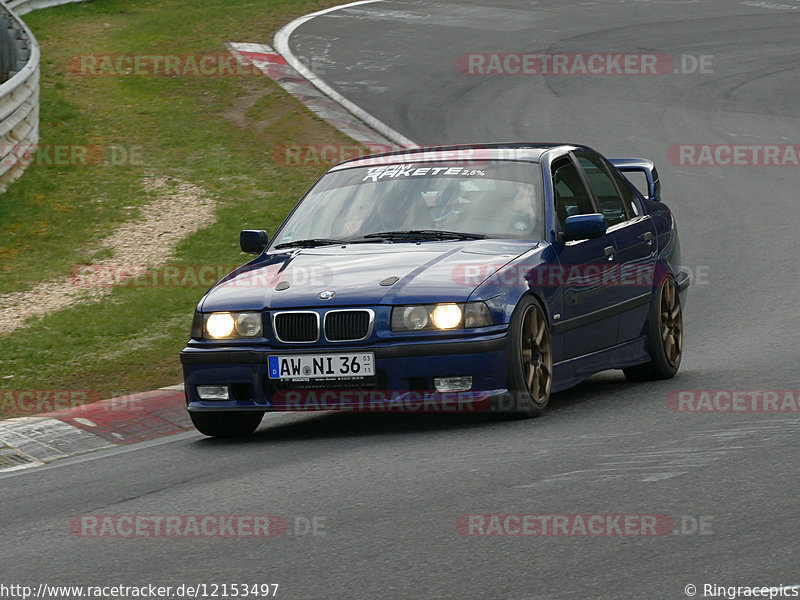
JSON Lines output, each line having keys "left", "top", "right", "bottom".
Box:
{"left": 268, "top": 353, "right": 375, "bottom": 380}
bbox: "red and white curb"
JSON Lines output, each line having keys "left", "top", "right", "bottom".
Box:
{"left": 0, "top": 386, "right": 191, "bottom": 472}
{"left": 272, "top": 0, "right": 416, "bottom": 149}
{"left": 227, "top": 41, "right": 408, "bottom": 149}
{"left": 228, "top": 1, "right": 417, "bottom": 151}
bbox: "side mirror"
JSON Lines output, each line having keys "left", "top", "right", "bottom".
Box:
{"left": 240, "top": 230, "right": 268, "bottom": 254}
{"left": 565, "top": 214, "right": 606, "bottom": 241}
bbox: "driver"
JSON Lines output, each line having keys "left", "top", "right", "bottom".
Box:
{"left": 504, "top": 182, "right": 538, "bottom": 236}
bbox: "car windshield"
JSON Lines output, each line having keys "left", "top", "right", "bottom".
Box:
{"left": 272, "top": 160, "right": 543, "bottom": 247}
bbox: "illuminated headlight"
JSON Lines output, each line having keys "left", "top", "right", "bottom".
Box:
{"left": 391, "top": 302, "right": 493, "bottom": 331}
{"left": 431, "top": 304, "right": 462, "bottom": 329}
{"left": 203, "top": 311, "right": 263, "bottom": 339}
{"left": 206, "top": 313, "right": 235, "bottom": 338}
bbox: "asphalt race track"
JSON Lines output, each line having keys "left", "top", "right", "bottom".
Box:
{"left": 2, "top": 1, "right": 799, "bottom": 598}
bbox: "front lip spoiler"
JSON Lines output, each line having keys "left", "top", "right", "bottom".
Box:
{"left": 180, "top": 335, "right": 508, "bottom": 365}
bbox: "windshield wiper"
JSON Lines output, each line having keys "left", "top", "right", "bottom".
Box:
{"left": 273, "top": 238, "right": 349, "bottom": 249}
{"left": 362, "top": 230, "right": 486, "bottom": 241}
{"left": 274, "top": 231, "right": 485, "bottom": 249}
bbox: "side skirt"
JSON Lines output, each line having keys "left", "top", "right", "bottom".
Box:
{"left": 551, "top": 337, "right": 650, "bottom": 393}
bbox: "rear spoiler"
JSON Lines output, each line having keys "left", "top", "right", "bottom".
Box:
{"left": 609, "top": 158, "right": 661, "bottom": 202}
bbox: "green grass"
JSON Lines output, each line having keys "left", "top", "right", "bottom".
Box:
{"left": 0, "top": 0, "right": 359, "bottom": 409}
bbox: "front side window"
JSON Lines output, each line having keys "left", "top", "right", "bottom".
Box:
{"left": 272, "top": 161, "right": 544, "bottom": 246}
{"left": 576, "top": 153, "right": 627, "bottom": 226}
{"left": 552, "top": 158, "right": 594, "bottom": 232}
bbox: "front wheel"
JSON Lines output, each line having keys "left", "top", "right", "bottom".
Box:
{"left": 505, "top": 296, "right": 553, "bottom": 418}
{"left": 190, "top": 411, "right": 264, "bottom": 437}
{"left": 623, "top": 276, "right": 683, "bottom": 381}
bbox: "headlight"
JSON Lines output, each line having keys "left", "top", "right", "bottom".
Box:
{"left": 391, "top": 302, "right": 493, "bottom": 332}
{"left": 464, "top": 302, "right": 493, "bottom": 328}
{"left": 203, "top": 311, "right": 263, "bottom": 339}
{"left": 402, "top": 306, "right": 430, "bottom": 330}
{"left": 206, "top": 313, "right": 235, "bottom": 338}
{"left": 236, "top": 312, "right": 262, "bottom": 336}
{"left": 431, "top": 304, "right": 462, "bottom": 329}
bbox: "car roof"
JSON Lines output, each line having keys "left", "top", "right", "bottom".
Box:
{"left": 328, "top": 142, "right": 591, "bottom": 171}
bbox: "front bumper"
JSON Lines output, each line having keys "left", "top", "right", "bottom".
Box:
{"left": 181, "top": 333, "right": 510, "bottom": 413}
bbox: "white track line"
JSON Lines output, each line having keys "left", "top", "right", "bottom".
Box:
{"left": 272, "top": 0, "right": 419, "bottom": 149}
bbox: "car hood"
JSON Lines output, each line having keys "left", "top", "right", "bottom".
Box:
{"left": 199, "top": 240, "right": 537, "bottom": 311}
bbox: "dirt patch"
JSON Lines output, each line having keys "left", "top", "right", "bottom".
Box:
{"left": 221, "top": 79, "right": 348, "bottom": 147}
{"left": 0, "top": 175, "right": 216, "bottom": 336}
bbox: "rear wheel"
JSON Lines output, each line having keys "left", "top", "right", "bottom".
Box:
{"left": 623, "top": 276, "right": 683, "bottom": 381}
{"left": 190, "top": 411, "right": 264, "bottom": 437}
{"left": 505, "top": 296, "right": 553, "bottom": 418}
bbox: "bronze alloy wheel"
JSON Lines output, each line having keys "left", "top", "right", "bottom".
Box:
{"left": 660, "top": 276, "right": 683, "bottom": 367}
{"left": 623, "top": 275, "right": 684, "bottom": 381}
{"left": 519, "top": 303, "right": 553, "bottom": 406}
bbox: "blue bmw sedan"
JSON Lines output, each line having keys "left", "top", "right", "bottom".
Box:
{"left": 181, "top": 144, "right": 688, "bottom": 436}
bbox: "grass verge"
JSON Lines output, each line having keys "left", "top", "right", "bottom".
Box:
{"left": 0, "top": 0, "right": 357, "bottom": 412}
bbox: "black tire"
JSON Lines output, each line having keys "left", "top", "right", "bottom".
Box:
{"left": 503, "top": 296, "right": 553, "bottom": 418}
{"left": 623, "top": 276, "right": 683, "bottom": 381}
{"left": 190, "top": 411, "right": 264, "bottom": 437}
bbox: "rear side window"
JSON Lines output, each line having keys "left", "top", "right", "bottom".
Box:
{"left": 609, "top": 168, "right": 642, "bottom": 218}
{"left": 576, "top": 153, "right": 627, "bottom": 226}
{"left": 552, "top": 159, "right": 594, "bottom": 232}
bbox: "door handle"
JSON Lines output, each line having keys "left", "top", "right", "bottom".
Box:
{"left": 640, "top": 231, "right": 654, "bottom": 245}
{"left": 604, "top": 246, "right": 615, "bottom": 261}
